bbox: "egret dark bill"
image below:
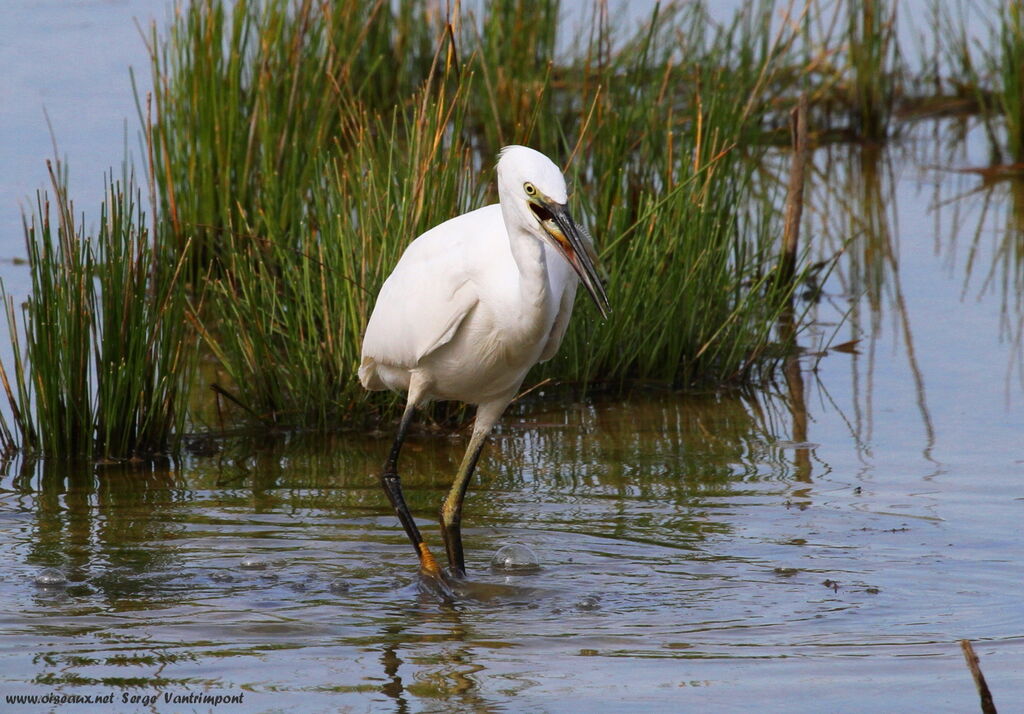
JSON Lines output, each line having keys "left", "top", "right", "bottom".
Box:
{"left": 533, "top": 202, "right": 611, "bottom": 318}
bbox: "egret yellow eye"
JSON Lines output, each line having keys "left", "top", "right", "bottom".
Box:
{"left": 524, "top": 182, "right": 537, "bottom": 196}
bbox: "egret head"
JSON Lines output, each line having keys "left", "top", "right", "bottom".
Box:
{"left": 496, "top": 146, "right": 611, "bottom": 318}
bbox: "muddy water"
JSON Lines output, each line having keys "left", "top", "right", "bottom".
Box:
{"left": 2, "top": 1, "right": 1024, "bottom": 712}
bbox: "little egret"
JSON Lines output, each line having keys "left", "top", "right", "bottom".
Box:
{"left": 359, "top": 145, "right": 610, "bottom": 582}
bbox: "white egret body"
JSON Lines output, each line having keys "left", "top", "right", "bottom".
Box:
{"left": 359, "top": 145, "right": 609, "bottom": 581}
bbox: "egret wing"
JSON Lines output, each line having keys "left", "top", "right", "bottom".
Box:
{"left": 359, "top": 231, "right": 479, "bottom": 388}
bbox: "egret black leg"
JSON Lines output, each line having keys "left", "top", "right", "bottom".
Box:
{"left": 380, "top": 402, "right": 441, "bottom": 577}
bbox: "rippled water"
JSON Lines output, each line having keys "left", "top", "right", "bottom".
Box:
{"left": 2, "top": 1, "right": 1024, "bottom": 712}
{"left": 1, "top": 387, "right": 1022, "bottom": 712}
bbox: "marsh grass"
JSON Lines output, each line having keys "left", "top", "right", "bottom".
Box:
{"left": 844, "top": 0, "right": 900, "bottom": 141}
{"left": 0, "top": 163, "right": 194, "bottom": 459}
{"left": 990, "top": 1, "right": 1024, "bottom": 163}
{"left": 200, "top": 72, "right": 480, "bottom": 427}
{"left": 535, "top": 1, "right": 806, "bottom": 386}
{"left": 173, "top": 0, "right": 808, "bottom": 427}
{"left": 139, "top": 0, "right": 439, "bottom": 266}
{"left": 16, "top": 0, "right": 1024, "bottom": 453}
{"left": 936, "top": 0, "right": 1024, "bottom": 164}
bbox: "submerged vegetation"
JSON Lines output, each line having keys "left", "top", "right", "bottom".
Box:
{"left": 2, "top": 0, "right": 1022, "bottom": 459}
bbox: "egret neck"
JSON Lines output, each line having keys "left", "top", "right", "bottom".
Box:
{"left": 498, "top": 189, "right": 557, "bottom": 345}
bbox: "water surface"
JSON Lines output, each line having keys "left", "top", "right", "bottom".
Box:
{"left": 2, "top": 385, "right": 1022, "bottom": 712}
{"left": 1, "top": 1, "right": 1023, "bottom": 712}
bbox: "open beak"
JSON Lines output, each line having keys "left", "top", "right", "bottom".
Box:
{"left": 530, "top": 200, "right": 611, "bottom": 319}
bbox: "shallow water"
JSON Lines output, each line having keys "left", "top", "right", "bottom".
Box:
{"left": 2, "top": 386, "right": 1022, "bottom": 712}
{"left": 2, "top": 1, "right": 1024, "bottom": 712}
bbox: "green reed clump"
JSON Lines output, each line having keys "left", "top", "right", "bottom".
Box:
{"left": 190, "top": 0, "right": 805, "bottom": 428}
{"left": 844, "top": 0, "right": 901, "bottom": 141}
{"left": 991, "top": 1, "right": 1024, "bottom": 162}
{"left": 200, "top": 55, "right": 481, "bottom": 426}
{"left": 935, "top": 0, "right": 1024, "bottom": 163}
{"left": 141, "top": 0, "right": 438, "bottom": 266}
{"left": 509, "top": 1, "right": 803, "bottom": 386}
{"left": 22, "top": 0, "right": 1024, "bottom": 450}
{"left": 3, "top": 0, "right": 819, "bottom": 445}
{"left": 0, "top": 164, "right": 194, "bottom": 459}
{"left": 0, "top": 162, "right": 91, "bottom": 456}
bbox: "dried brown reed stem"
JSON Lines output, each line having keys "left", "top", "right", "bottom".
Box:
{"left": 782, "top": 94, "right": 809, "bottom": 283}
{"left": 960, "top": 639, "right": 997, "bottom": 714}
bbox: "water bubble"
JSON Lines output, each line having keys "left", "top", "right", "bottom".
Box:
{"left": 490, "top": 543, "right": 541, "bottom": 574}
{"left": 238, "top": 557, "right": 268, "bottom": 571}
{"left": 575, "top": 594, "right": 601, "bottom": 611}
{"left": 210, "top": 572, "right": 235, "bottom": 583}
{"left": 329, "top": 580, "right": 351, "bottom": 594}
{"left": 33, "top": 568, "right": 67, "bottom": 589}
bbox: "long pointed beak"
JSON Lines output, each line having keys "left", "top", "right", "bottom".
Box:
{"left": 534, "top": 201, "right": 611, "bottom": 319}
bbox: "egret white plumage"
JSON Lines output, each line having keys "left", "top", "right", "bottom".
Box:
{"left": 359, "top": 145, "right": 610, "bottom": 582}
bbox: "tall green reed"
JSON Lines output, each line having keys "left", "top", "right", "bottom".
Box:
{"left": 19, "top": 0, "right": 1024, "bottom": 451}
{"left": 185, "top": 0, "right": 808, "bottom": 427}
{"left": 935, "top": 0, "right": 1024, "bottom": 164}
{"left": 495, "top": 1, "right": 805, "bottom": 386}
{"left": 844, "top": 0, "right": 900, "bottom": 141}
{"left": 199, "top": 42, "right": 482, "bottom": 427}
{"left": 0, "top": 163, "right": 194, "bottom": 459}
{"left": 140, "top": 0, "right": 438, "bottom": 265}
{"left": 0, "top": 162, "right": 92, "bottom": 456}
{"left": 4, "top": 0, "right": 824, "bottom": 445}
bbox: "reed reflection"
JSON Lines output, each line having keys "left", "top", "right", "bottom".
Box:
{"left": 907, "top": 117, "right": 1024, "bottom": 392}
{"left": 453, "top": 389, "right": 804, "bottom": 551}
{"left": 810, "top": 140, "right": 936, "bottom": 460}
{"left": 8, "top": 458, "right": 188, "bottom": 607}
{"left": 180, "top": 388, "right": 803, "bottom": 559}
